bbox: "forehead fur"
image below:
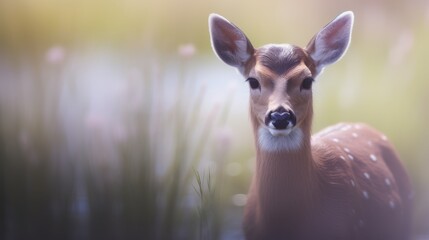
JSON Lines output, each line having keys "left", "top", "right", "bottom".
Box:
{"left": 256, "top": 44, "right": 309, "bottom": 75}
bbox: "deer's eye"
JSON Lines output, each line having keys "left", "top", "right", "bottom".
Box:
{"left": 300, "top": 77, "right": 314, "bottom": 91}
{"left": 246, "top": 77, "right": 260, "bottom": 90}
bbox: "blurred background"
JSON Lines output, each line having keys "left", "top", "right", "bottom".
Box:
{"left": 1, "top": 0, "right": 429, "bottom": 239}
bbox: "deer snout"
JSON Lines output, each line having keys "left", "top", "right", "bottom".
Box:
{"left": 265, "top": 107, "right": 296, "bottom": 130}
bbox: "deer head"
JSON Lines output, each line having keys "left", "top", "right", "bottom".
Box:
{"left": 209, "top": 12, "right": 354, "bottom": 152}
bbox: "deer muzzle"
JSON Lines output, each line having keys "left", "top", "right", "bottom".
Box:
{"left": 265, "top": 107, "right": 297, "bottom": 131}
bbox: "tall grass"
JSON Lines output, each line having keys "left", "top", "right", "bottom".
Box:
{"left": 194, "top": 169, "right": 217, "bottom": 240}
{"left": 0, "top": 46, "right": 236, "bottom": 240}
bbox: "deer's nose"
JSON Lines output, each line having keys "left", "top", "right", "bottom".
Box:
{"left": 266, "top": 107, "right": 296, "bottom": 130}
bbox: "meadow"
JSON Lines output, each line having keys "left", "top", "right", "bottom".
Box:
{"left": 1, "top": 0, "right": 429, "bottom": 239}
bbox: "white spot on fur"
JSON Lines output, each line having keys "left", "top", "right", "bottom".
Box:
{"left": 332, "top": 138, "right": 339, "bottom": 143}
{"left": 352, "top": 132, "right": 358, "bottom": 138}
{"left": 258, "top": 127, "right": 303, "bottom": 152}
{"left": 385, "top": 178, "right": 391, "bottom": 186}
{"left": 351, "top": 179, "right": 356, "bottom": 187}
{"left": 364, "top": 172, "right": 370, "bottom": 179}
{"left": 362, "top": 190, "right": 369, "bottom": 199}
{"left": 348, "top": 154, "right": 354, "bottom": 160}
{"left": 370, "top": 154, "right": 377, "bottom": 161}
{"left": 344, "top": 147, "right": 350, "bottom": 153}
{"left": 340, "top": 155, "right": 346, "bottom": 160}
{"left": 389, "top": 200, "right": 395, "bottom": 209}
{"left": 381, "top": 135, "right": 388, "bottom": 141}
{"left": 354, "top": 124, "right": 362, "bottom": 129}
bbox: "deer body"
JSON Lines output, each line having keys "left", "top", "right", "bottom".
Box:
{"left": 209, "top": 12, "right": 413, "bottom": 240}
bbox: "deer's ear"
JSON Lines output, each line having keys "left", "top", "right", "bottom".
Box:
{"left": 306, "top": 11, "right": 354, "bottom": 75}
{"left": 209, "top": 14, "right": 254, "bottom": 73}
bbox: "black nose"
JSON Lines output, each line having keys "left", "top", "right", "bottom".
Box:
{"left": 266, "top": 107, "right": 296, "bottom": 130}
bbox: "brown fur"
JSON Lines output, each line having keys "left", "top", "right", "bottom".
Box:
{"left": 209, "top": 12, "right": 413, "bottom": 240}
{"left": 243, "top": 47, "right": 412, "bottom": 240}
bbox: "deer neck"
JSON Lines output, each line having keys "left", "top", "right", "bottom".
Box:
{"left": 251, "top": 113, "right": 320, "bottom": 218}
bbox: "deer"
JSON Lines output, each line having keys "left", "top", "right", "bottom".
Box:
{"left": 208, "top": 11, "right": 413, "bottom": 240}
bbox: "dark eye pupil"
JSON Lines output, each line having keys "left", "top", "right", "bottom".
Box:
{"left": 301, "top": 77, "right": 314, "bottom": 91}
{"left": 247, "top": 78, "right": 260, "bottom": 90}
